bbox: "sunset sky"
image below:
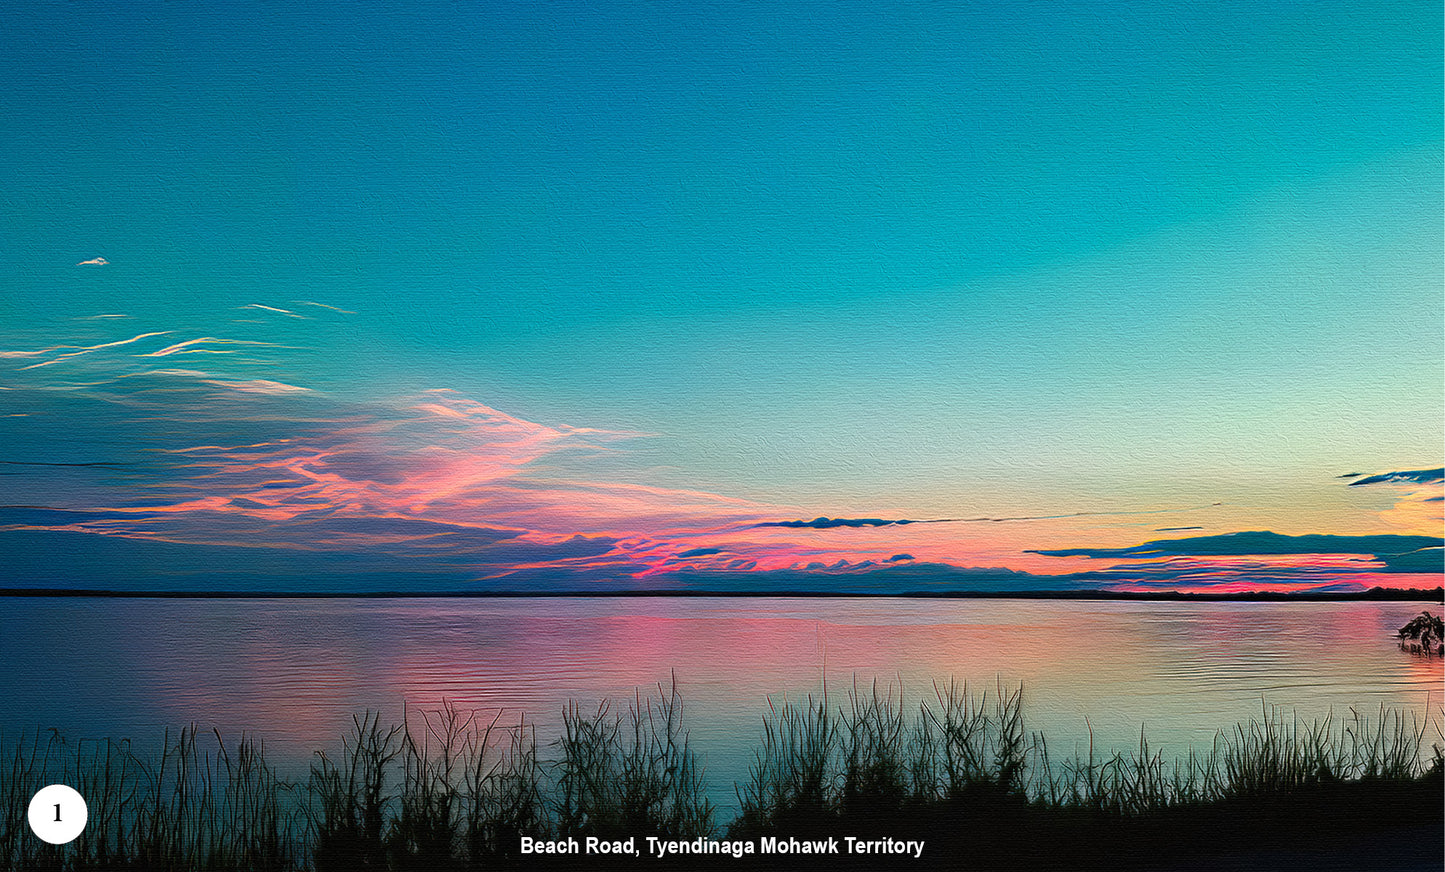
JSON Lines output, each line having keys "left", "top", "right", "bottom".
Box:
{"left": 2, "top": 2, "right": 1440, "bottom": 593}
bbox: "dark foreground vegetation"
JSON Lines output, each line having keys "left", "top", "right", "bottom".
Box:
{"left": 3, "top": 681, "right": 1440, "bottom": 871}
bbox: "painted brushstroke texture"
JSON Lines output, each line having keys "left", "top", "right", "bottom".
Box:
{"left": 0, "top": 3, "right": 1439, "bottom": 592}
{"left": 0, "top": 323, "right": 1438, "bottom": 593}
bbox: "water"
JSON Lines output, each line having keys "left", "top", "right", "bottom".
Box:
{"left": 2, "top": 596, "right": 1440, "bottom": 809}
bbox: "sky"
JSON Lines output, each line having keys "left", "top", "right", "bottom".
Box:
{"left": 1, "top": 1, "right": 1441, "bottom": 593}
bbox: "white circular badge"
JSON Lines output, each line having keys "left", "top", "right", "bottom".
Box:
{"left": 28, "top": 784, "right": 87, "bottom": 845}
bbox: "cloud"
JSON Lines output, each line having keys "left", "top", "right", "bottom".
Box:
{"left": 1341, "top": 467, "right": 1444, "bottom": 535}
{"left": 2, "top": 325, "right": 1439, "bottom": 594}
{"left": 756, "top": 517, "right": 929, "bottom": 529}
{"left": 1030, "top": 530, "right": 1442, "bottom": 573}
{"left": 292, "top": 301, "right": 358, "bottom": 315}
{"left": 199, "top": 379, "right": 312, "bottom": 395}
{"left": 1347, "top": 468, "right": 1444, "bottom": 486}
{"left": 1, "top": 331, "right": 284, "bottom": 373}
{"left": 124, "top": 388, "right": 645, "bottom": 521}
{"left": 0, "top": 354, "right": 776, "bottom": 588}
{"left": 755, "top": 504, "right": 1227, "bottom": 530}
{"left": 0, "top": 528, "right": 566, "bottom": 592}
{"left": 1375, "top": 547, "right": 1444, "bottom": 573}
{"left": 1, "top": 331, "right": 171, "bottom": 368}
{"left": 239, "top": 304, "right": 306, "bottom": 319}
{"left": 139, "top": 336, "right": 291, "bottom": 358}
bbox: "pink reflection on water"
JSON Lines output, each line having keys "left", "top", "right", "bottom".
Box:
{"left": 158, "top": 598, "right": 1440, "bottom": 775}
{"left": 13, "top": 595, "right": 1440, "bottom": 815}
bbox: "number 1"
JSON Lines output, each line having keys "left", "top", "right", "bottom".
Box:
{"left": 54, "top": 804, "right": 61, "bottom": 822}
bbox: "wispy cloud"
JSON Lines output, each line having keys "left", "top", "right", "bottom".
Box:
{"left": 0, "top": 366, "right": 774, "bottom": 587}
{"left": 1, "top": 331, "right": 172, "bottom": 369}
{"left": 1, "top": 327, "right": 1439, "bottom": 593}
{"left": 199, "top": 379, "right": 313, "bottom": 395}
{"left": 1347, "top": 468, "right": 1444, "bottom": 486}
{"left": 238, "top": 304, "right": 307, "bottom": 319}
{"left": 292, "top": 300, "right": 357, "bottom": 315}
{"left": 138, "top": 336, "right": 291, "bottom": 358}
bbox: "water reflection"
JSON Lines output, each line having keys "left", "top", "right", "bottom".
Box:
{"left": 2, "top": 597, "right": 1439, "bottom": 805}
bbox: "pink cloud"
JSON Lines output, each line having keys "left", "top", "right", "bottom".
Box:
{"left": 2, "top": 332, "right": 1435, "bottom": 592}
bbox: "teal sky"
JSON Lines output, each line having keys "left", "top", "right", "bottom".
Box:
{"left": 0, "top": 2, "right": 1440, "bottom": 593}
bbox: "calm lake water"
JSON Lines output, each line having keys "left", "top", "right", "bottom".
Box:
{"left": 3, "top": 597, "right": 1440, "bottom": 809}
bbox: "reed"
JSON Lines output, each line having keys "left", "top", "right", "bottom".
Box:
{"left": 307, "top": 710, "right": 400, "bottom": 870}
{"left": 838, "top": 678, "right": 909, "bottom": 815}
{"left": 0, "top": 726, "right": 299, "bottom": 871}
{"left": 733, "top": 691, "right": 836, "bottom": 834}
{"left": 555, "top": 675, "right": 714, "bottom": 840}
{"left": 461, "top": 713, "right": 545, "bottom": 860}
{"left": 0, "top": 681, "right": 1439, "bottom": 870}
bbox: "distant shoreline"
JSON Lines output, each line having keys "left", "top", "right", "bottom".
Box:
{"left": 1, "top": 586, "right": 1440, "bottom": 602}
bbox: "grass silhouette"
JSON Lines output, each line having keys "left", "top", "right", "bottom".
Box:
{"left": 2, "top": 678, "right": 1440, "bottom": 870}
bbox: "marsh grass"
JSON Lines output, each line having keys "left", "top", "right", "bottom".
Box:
{"left": 728, "top": 683, "right": 1442, "bottom": 868}
{"left": 461, "top": 713, "right": 544, "bottom": 861}
{"left": 1, "top": 681, "right": 1440, "bottom": 870}
{"left": 734, "top": 677, "right": 1047, "bottom": 833}
{"left": 556, "top": 677, "right": 713, "bottom": 841}
{"left": 307, "top": 712, "right": 399, "bottom": 870}
{"left": 1, "top": 726, "right": 300, "bottom": 872}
